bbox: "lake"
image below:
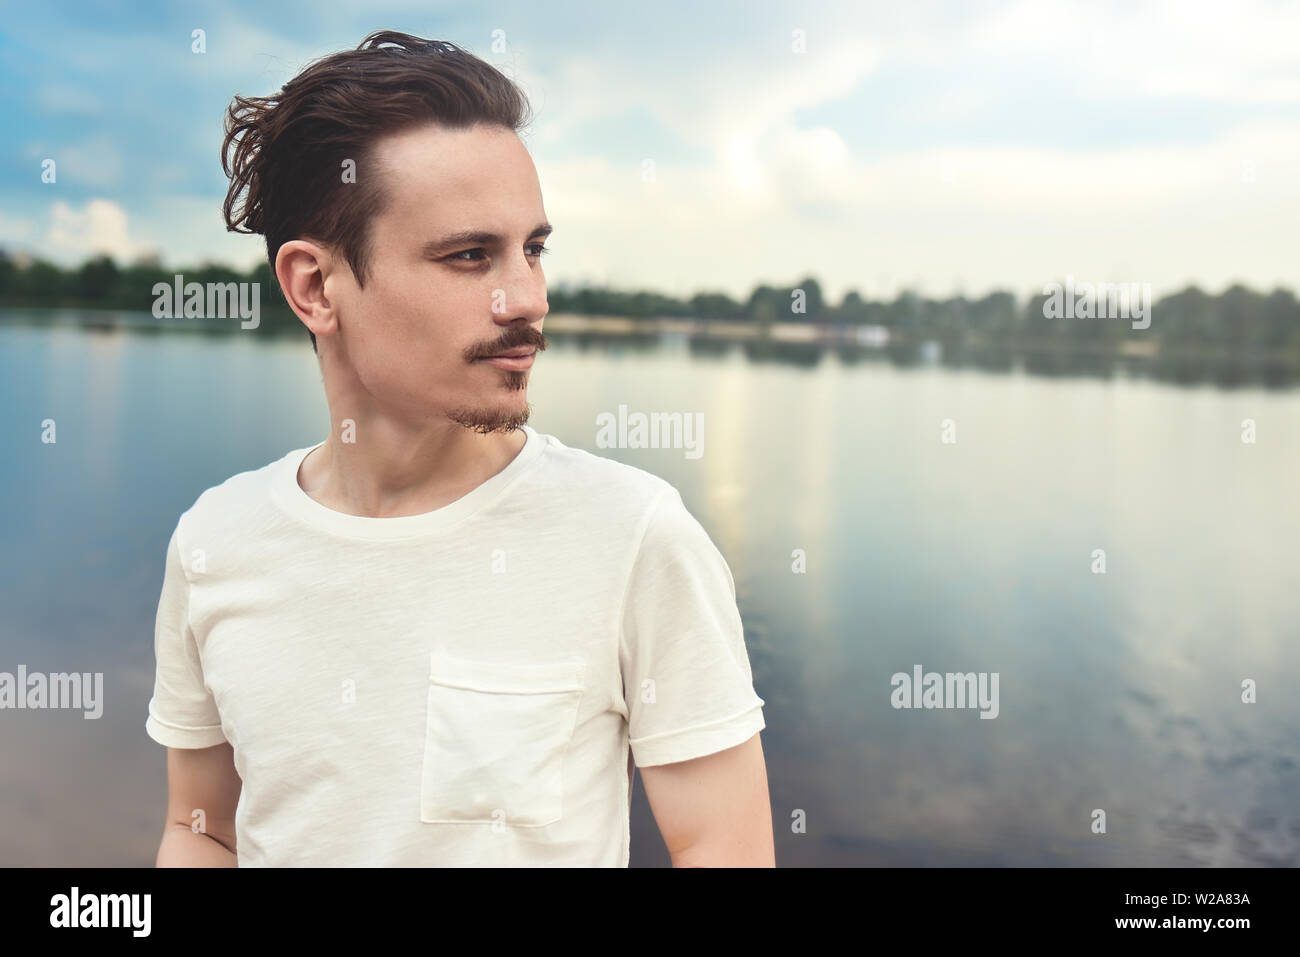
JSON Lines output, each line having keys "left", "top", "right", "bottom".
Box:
{"left": 1, "top": 310, "right": 1297, "bottom": 866}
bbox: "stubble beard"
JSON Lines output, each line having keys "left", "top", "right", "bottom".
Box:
{"left": 445, "top": 369, "right": 531, "bottom": 435}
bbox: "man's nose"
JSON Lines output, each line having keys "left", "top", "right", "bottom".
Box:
{"left": 494, "top": 253, "right": 547, "bottom": 322}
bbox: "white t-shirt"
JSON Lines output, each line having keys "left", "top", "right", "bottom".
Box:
{"left": 146, "top": 424, "right": 766, "bottom": 866}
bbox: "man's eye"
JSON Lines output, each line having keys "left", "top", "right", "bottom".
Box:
{"left": 448, "top": 246, "right": 548, "bottom": 263}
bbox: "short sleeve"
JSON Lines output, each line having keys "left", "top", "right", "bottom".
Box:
{"left": 620, "top": 486, "right": 765, "bottom": 767}
{"left": 145, "top": 521, "right": 228, "bottom": 749}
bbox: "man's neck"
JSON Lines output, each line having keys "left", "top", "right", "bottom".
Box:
{"left": 296, "top": 424, "right": 526, "bottom": 519}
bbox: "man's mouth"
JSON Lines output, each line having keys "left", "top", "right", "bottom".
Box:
{"left": 476, "top": 348, "right": 538, "bottom": 370}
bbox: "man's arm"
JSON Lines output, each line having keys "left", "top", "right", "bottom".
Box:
{"left": 155, "top": 743, "right": 242, "bottom": 867}
{"left": 637, "top": 731, "right": 774, "bottom": 867}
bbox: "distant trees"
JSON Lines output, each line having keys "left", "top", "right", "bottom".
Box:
{"left": 0, "top": 248, "right": 301, "bottom": 332}
{"left": 0, "top": 248, "right": 1296, "bottom": 359}
{"left": 76, "top": 255, "right": 120, "bottom": 300}
{"left": 689, "top": 292, "right": 742, "bottom": 320}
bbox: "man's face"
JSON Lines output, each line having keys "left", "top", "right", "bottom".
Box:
{"left": 325, "top": 122, "right": 549, "bottom": 434}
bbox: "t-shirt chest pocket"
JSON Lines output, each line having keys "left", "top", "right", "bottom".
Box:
{"left": 420, "top": 651, "right": 586, "bottom": 827}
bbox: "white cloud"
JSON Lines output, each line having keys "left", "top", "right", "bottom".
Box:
{"left": 44, "top": 199, "right": 144, "bottom": 263}
{"left": 20, "top": 195, "right": 267, "bottom": 270}
{"left": 12, "top": 2, "right": 1299, "bottom": 303}
{"left": 538, "top": 118, "right": 1300, "bottom": 304}
{"left": 970, "top": 0, "right": 1300, "bottom": 104}
{"left": 522, "top": 1, "right": 1300, "bottom": 303}
{"left": 526, "top": 29, "right": 879, "bottom": 150}
{"left": 132, "top": 195, "right": 268, "bottom": 270}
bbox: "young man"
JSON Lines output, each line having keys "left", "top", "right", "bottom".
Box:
{"left": 146, "top": 31, "right": 772, "bottom": 867}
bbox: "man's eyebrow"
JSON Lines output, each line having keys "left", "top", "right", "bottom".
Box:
{"left": 421, "top": 222, "right": 553, "bottom": 257}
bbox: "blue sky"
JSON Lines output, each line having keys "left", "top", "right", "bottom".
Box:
{"left": 2, "top": 0, "right": 1297, "bottom": 303}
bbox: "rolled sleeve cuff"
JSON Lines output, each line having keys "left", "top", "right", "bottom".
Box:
{"left": 630, "top": 700, "right": 765, "bottom": 768}
{"left": 146, "top": 710, "right": 228, "bottom": 749}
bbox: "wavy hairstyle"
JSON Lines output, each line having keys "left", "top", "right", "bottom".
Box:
{"left": 221, "top": 31, "right": 532, "bottom": 352}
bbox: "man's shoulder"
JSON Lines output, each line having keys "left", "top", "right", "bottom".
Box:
{"left": 538, "top": 437, "right": 725, "bottom": 568}
{"left": 174, "top": 446, "right": 300, "bottom": 543}
{"left": 532, "top": 430, "right": 677, "bottom": 517}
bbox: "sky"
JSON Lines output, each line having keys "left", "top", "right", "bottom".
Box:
{"left": 1, "top": 0, "right": 1298, "bottom": 305}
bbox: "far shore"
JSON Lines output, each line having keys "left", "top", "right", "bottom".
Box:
{"left": 2, "top": 305, "right": 1297, "bottom": 369}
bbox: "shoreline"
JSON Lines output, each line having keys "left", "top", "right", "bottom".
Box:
{"left": 2, "top": 305, "right": 1297, "bottom": 372}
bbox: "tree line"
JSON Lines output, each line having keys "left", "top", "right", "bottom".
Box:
{"left": 1, "top": 250, "right": 1296, "bottom": 361}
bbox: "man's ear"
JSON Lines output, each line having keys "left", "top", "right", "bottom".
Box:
{"left": 275, "top": 239, "right": 339, "bottom": 345}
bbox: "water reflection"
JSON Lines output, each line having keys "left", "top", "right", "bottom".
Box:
{"left": 1, "top": 311, "right": 1297, "bottom": 866}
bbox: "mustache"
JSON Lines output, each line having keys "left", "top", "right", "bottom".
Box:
{"left": 469, "top": 328, "right": 548, "bottom": 360}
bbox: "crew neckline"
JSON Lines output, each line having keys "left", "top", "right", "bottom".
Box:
{"left": 271, "top": 424, "right": 546, "bottom": 541}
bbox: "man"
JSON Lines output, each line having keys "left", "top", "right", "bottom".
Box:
{"left": 147, "top": 31, "right": 772, "bottom": 867}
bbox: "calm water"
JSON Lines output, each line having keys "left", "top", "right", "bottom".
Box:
{"left": 1, "top": 311, "right": 1298, "bottom": 866}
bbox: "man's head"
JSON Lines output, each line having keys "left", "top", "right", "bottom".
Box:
{"left": 221, "top": 31, "right": 549, "bottom": 434}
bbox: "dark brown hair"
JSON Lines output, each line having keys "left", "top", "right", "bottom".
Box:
{"left": 221, "top": 31, "right": 532, "bottom": 352}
